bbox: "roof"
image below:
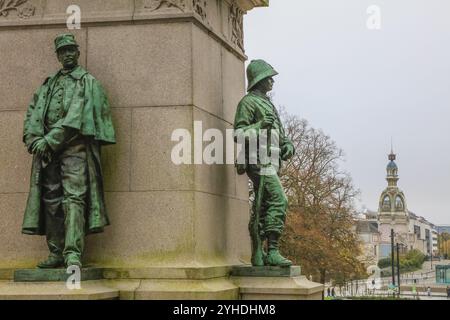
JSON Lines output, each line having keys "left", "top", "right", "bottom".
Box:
{"left": 356, "top": 221, "right": 379, "bottom": 234}
{"left": 387, "top": 161, "right": 398, "bottom": 169}
{"left": 365, "top": 210, "right": 378, "bottom": 219}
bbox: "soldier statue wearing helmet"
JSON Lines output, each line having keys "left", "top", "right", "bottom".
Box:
{"left": 234, "top": 60, "right": 295, "bottom": 267}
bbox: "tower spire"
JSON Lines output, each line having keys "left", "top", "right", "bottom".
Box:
{"left": 389, "top": 138, "right": 396, "bottom": 161}
{"left": 386, "top": 143, "right": 398, "bottom": 187}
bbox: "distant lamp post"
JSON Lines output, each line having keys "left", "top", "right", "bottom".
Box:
{"left": 431, "top": 247, "right": 433, "bottom": 270}
{"left": 396, "top": 243, "right": 403, "bottom": 298}
{"left": 391, "top": 229, "right": 395, "bottom": 288}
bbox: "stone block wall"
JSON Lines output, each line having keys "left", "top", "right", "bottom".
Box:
{"left": 0, "top": 0, "right": 267, "bottom": 268}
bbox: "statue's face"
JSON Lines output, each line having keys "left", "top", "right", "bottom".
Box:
{"left": 256, "top": 77, "right": 275, "bottom": 93}
{"left": 57, "top": 45, "right": 79, "bottom": 70}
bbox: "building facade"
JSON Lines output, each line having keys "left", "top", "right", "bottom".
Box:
{"left": 356, "top": 150, "right": 438, "bottom": 263}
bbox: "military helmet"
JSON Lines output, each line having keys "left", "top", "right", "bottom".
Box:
{"left": 246, "top": 59, "right": 278, "bottom": 91}
{"left": 54, "top": 33, "right": 79, "bottom": 52}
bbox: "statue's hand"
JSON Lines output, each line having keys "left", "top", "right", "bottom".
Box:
{"left": 32, "top": 138, "right": 50, "bottom": 158}
{"left": 281, "top": 143, "right": 294, "bottom": 161}
{"left": 261, "top": 113, "right": 275, "bottom": 129}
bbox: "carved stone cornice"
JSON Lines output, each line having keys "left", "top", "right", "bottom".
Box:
{"left": 229, "top": 0, "right": 244, "bottom": 51}
{"left": 0, "top": 0, "right": 35, "bottom": 19}
{"left": 0, "top": 0, "right": 271, "bottom": 59}
{"left": 144, "top": 0, "right": 187, "bottom": 12}
{"left": 236, "top": 0, "right": 268, "bottom": 11}
{"left": 192, "top": 0, "right": 207, "bottom": 23}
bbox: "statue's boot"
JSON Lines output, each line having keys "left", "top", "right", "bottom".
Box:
{"left": 38, "top": 223, "right": 64, "bottom": 269}
{"left": 37, "top": 255, "right": 65, "bottom": 269}
{"left": 66, "top": 255, "right": 82, "bottom": 268}
{"left": 251, "top": 248, "right": 265, "bottom": 267}
{"left": 265, "top": 233, "right": 292, "bottom": 267}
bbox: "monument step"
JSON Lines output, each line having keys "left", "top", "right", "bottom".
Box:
{"left": 14, "top": 267, "right": 104, "bottom": 282}
{"left": 231, "top": 265, "right": 301, "bottom": 277}
{"left": 0, "top": 265, "right": 236, "bottom": 281}
{"left": 0, "top": 280, "right": 119, "bottom": 300}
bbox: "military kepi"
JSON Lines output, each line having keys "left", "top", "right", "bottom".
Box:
{"left": 54, "top": 33, "right": 79, "bottom": 52}
{"left": 246, "top": 59, "right": 278, "bottom": 91}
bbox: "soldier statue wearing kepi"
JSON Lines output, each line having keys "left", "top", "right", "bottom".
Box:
{"left": 22, "top": 34, "right": 116, "bottom": 268}
{"left": 234, "top": 60, "right": 295, "bottom": 267}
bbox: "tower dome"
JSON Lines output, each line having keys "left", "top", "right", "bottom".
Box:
{"left": 378, "top": 147, "right": 408, "bottom": 216}
{"left": 377, "top": 146, "right": 410, "bottom": 258}
{"left": 386, "top": 150, "right": 398, "bottom": 187}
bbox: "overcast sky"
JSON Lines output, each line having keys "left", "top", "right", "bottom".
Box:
{"left": 244, "top": 0, "right": 450, "bottom": 225}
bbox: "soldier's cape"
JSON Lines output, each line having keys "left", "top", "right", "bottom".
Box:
{"left": 22, "top": 66, "right": 116, "bottom": 236}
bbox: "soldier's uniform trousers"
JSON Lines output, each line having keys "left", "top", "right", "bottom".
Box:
{"left": 247, "top": 164, "right": 288, "bottom": 237}
{"left": 41, "top": 140, "right": 87, "bottom": 263}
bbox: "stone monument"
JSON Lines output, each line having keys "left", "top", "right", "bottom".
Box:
{"left": 0, "top": 0, "right": 323, "bottom": 299}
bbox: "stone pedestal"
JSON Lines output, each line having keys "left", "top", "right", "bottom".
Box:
{"left": 0, "top": 0, "right": 295, "bottom": 300}
{"left": 14, "top": 267, "right": 104, "bottom": 282}
{"left": 0, "top": 0, "right": 266, "bottom": 270}
{"left": 1, "top": 266, "right": 239, "bottom": 300}
{"left": 231, "top": 266, "right": 324, "bottom": 300}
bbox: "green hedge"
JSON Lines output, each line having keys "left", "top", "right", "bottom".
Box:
{"left": 378, "top": 249, "right": 425, "bottom": 274}
{"left": 378, "top": 257, "right": 391, "bottom": 269}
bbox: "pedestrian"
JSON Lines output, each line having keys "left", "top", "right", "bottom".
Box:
{"left": 427, "top": 286, "right": 431, "bottom": 297}
{"left": 412, "top": 283, "right": 417, "bottom": 300}
{"left": 331, "top": 287, "right": 336, "bottom": 297}
{"left": 327, "top": 287, "right": 331, "bottom": 297}
{"left": 446, "top": 285, "right": 450, "bottom": 299}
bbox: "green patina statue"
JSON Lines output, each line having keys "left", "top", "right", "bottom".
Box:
{"left": 234, "top": 60, "right": 295, "bottom": 267}
{"left": 22, "top": 34, "right": 116, "bottom": 269}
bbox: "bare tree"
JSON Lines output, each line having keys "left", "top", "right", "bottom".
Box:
{"left": 278, "top": 110, "right": 366, "bottom": 284}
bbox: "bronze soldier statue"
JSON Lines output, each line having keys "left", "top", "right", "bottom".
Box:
{"left": 22, "top": 34, "right": 116, "bottom": 268}
{"left": 234, "top": 60, "right": 295, "bottom": 267}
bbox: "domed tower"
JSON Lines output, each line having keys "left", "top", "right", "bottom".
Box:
{"left": 377, "top": 148, "right": 409, "bottom": 256}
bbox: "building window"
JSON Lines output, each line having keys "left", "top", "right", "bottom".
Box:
{"left": 382, "top": 196, "right": 391, "bottom": 211}
{"left": 414, "top": 225, "right": 421, "bottom": 239}
{"left": 395, "top": 196, "right": 404, "bottom": 210}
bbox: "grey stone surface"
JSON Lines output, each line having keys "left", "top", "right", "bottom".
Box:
{"left": 0, "top": 111, "right": 32, "bottom": 193}
{"left": 193, "top": 192, "right": 251, "bottom": 265}
{"left": 193, "top": 25, "right": 223, "bottom": 117}
{"left": 14, "top": 268, "right": 105, "bottom": 282}
{"left": 130, "top": 106, "right": 194, "bottom": 191}
{"left": 87, "top": 23, "right": 192, "bottom": 108}
{"left": 231, "top": 275, "right": 324, "bottom": 300}
{"left": 0, "top": 193, "right": 48, "bottom": 269}
{"left": 0, "top": 0, "right": 45, "bottom": 26}
{"left": 235, "top": 171, "right": 250, "bottom": 201}
{"left": 43, "top": 0, "right": 134, "bottom": 22}
{"left": 193, "top": 108, "right": 235, "bottom": 197}
{"left": 224, "top": 198, "right": 252, "bottom": 264}
{"left": 101, "top": 108, "right": 132, "bottom": 192}
{"left": 83, "top": 191, "right": 195, "bottom": 267}
{"left": 0, "top": 28, "right": 87, "bottom": 111}
{"left": 134, "top": 278, "right": 239, "bottom": 300}
{"left": 231, "top": 265, "right": 302, "bottom": 277}
{"left": 222, "top": 46, "right": 245, "bottom": 124}
{"left": 102, "top": 265, "right": 231, "bottom": 280}
{"left": 0, "top": 280, "right": 119, "bottom": 300}
{"left": 0, "top": 1, "right": 259, "bottom": 274}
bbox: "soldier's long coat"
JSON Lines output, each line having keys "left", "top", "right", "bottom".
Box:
{"left": 22, "top": 66, "right": 116, "bottom": 235}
